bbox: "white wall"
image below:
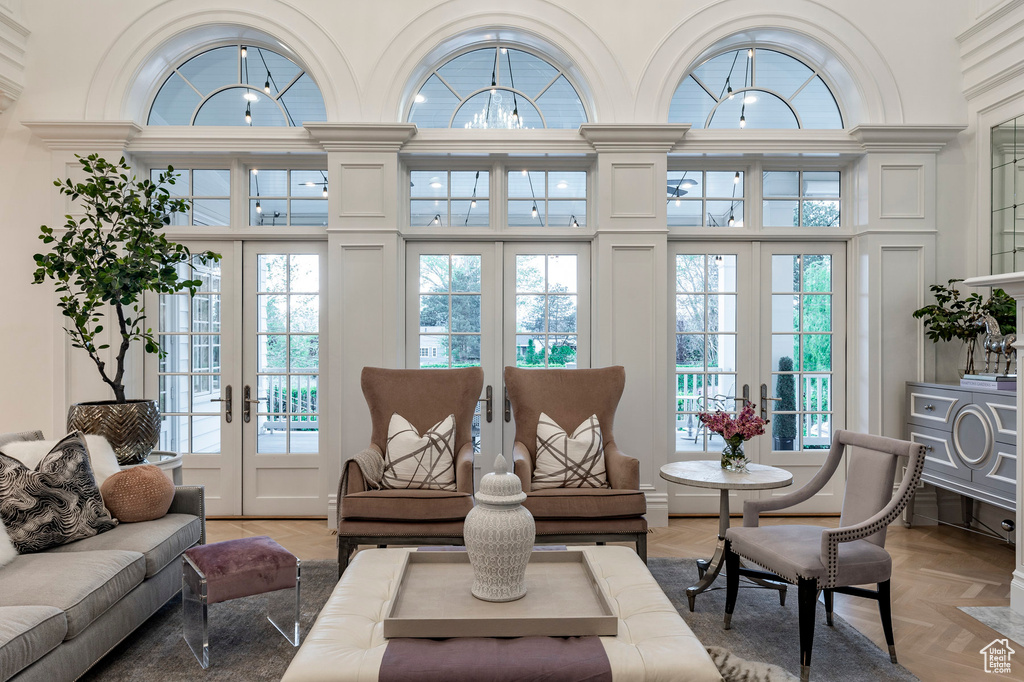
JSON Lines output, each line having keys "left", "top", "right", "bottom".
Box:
{"left": 0, "top": 0, "right": 992, "bottom": 523}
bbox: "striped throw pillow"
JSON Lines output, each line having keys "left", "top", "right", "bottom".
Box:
{"left": 381, "top": 413, "right": 457, "bottom": 491}
{"left": 533, "top": 413, "right": 609, "bottom": 489}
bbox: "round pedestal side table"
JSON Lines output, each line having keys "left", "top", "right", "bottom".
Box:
{"left": 121, "top": 450, "right": 183, "bottom": 485}
{"left": 659, "top": 460, "right": 793, "bottom": 611}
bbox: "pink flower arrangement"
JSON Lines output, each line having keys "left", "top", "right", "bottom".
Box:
{"left": 698, "top": 402, "right": 768, "bottom": 447}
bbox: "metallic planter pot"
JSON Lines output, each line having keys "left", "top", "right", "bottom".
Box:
{"left": 67, "top": 399, "right": 160, "bottom": 465}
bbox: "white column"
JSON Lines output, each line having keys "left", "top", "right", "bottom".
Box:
{"left": 965, "top": 272, "right": 1024, "bottom": 614}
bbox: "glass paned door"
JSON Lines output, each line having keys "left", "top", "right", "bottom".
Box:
{"left": 243, "top": 243, "right": 328, "bottom": 515}
{"left": 148, "top": 241, "right": 240, "bottom": 516}
{"left": 407, "top": 244, "right": 498, "bottom": 487}
{"left": 759, "top": 243, "right": 845, "bottom": 512}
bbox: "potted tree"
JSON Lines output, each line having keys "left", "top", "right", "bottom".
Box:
{"left": 33, "top": 154, "right": 220, "bottom": 464}
{"left": 773, "top": 356, "right": 797, "bottom": 451}
{"left": 912, "top": 279, "right": 1015, "bottom": 376}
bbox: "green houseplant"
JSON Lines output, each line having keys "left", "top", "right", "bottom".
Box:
{"left": 912, "top": 278, "right": 1015, "bottom": 375}
{"left": 33, "top": 154, "right": 220, "bottom": 463}
{"left": 774, "top": 356, "right": 797, "bottom": 450}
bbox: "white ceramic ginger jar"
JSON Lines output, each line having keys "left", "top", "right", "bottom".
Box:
{"left": 464, "top": 453, "right": 536, "bottom": 602}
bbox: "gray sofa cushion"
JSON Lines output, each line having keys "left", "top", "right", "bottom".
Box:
{"left": 46, "top": 513, "right": 200, "bottom": 578}
{"left": 0, "top": 606, "right": 66, "bottom": 681}
{"left": 0, "top": 550, "right": 144, "bottom": 639}
{"left": 0, "top": 431, "right": 43, "bottom": 449}
{"left": 726, "top": 524, "right": 892, "bottom": 586}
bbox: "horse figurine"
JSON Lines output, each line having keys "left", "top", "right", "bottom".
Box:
{"left": 978, "top": 314, "right": 1017, "bottom": 375}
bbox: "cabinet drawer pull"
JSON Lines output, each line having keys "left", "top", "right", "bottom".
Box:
{"left": 924, "top": 404, "right": 935, "bottom": 411}
{"left": 924, "top": 445, "right": 934, "bottom": 452}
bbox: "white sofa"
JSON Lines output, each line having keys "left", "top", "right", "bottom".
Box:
{"left": 0, "top": 430, "right": 205, "bottom": 682}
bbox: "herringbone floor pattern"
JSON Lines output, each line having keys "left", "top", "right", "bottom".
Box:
{"left": 207, "top": 516, "right": 1017, "bottom": 682}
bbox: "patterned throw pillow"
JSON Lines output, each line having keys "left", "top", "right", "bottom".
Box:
{"left": 381, "top": 413, "right": 457, "bottom": 491}
{"left": 0, "top": 518, "right": 16, "bottom": 566}
{"left": 533, "top": 412, "right": 609, "bottom": 489}
{"left": 0, "top": 432, "right": 118, "bottom": 553}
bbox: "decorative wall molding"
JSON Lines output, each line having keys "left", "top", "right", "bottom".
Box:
{"left": 306, "top": 123, "right": 416, "bottom": 152}
{"left": 22, "top": 120, "right": 142, "bottom": 151}
{"left": 958, "top": 0, "right": 1024, "bottom": 100}
{"left": 128, "top": 127, "right": 320, "bottom": 153}
{"left": 401, "top": 128, "right": 590, "bottom": 155}
{"left": 879, "top": 165, "right": 925, "bottom": 219}
{"left": 849, "top": 125, "right": 965, "bottom": 153}
{"left": 579, "top": 124, "right": 689, "bottom": 153}
{"left": 0, "top": 3, "right": 27, "bottom": 113}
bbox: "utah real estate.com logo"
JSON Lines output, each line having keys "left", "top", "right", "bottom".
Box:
{"left": 980, "top": 638, "right": 1015, "bottom": 675}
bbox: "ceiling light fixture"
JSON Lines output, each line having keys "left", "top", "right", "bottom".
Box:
{"left": 743, "top": 94, "right": 758, "bottom": 104}
{"left": 244, "top": 92, "right": 258, "bottom": 101}
{"left": 531, "top": 204, "right": 538, "bottom": 218}
{"left": 255, "top": 200, "right": 262, "bottom": 213}
{"left": 471, "top": 199, "right": 477, "bottom": 208}
{"left": 734, "top": 171, "right": 741, "bottom": 184}
{"left": 240, "top": 45, "right": 247, "bottom": 58}
{"left": 431, "top": 213, "right": 441, "bottom": 226}
{"left": 430, "top": 181, "right": 443, "bottom": 189}
{"left": 245, "top": 104, "right": 252, "bottom": 124}
{"left": 414, "top": 93, "right": 426, "bottom": 103}
{"left": 264, "top": 73, "right": 272, "bottom": 95}
{"left": 728, "top": 213, "right": 735, "bottom": 226}
{"left": 747, "top": 48, "right": 754, "bottom": 58}
{"left": 556, "top": 181, "right": 568, "bottom": 190}
{"left": 569, "top": 215, "right": 580, "bottom": 227}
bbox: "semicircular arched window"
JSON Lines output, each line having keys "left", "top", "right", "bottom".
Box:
{"left": 670, "top": 48, "right": 842, "bottom": 129}
{"left": 408, "top": 42, "right": 587, "bottom": 129}
{"left": 148, "top": 44, "right": 326, "bottom": 126}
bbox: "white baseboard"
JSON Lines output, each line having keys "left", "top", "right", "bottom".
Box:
{"left": 644, "top": 487, "right": 668, "bottom": 528}
{"left": 327, "top": 494, "right": 337, "bottom": 531}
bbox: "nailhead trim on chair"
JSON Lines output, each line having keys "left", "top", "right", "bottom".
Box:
{"left": 820, "top": 445, "right": 924, "bottom": 588}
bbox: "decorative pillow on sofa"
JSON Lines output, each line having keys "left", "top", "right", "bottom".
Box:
{"left": 0, "top": 518, "right": 17, "bottom": 566}
{"left": 0, "top": 432, "right": 118, "bottom": 553}
{"left": 381, "top": 413, "right": 457, "bottom": 491}
{"left": 533, "top": 412, "right": 609, "bottom": 489}
{"left": 1, "top": 434, "right": 121, "bottom": 493}
{"left": 101, "top": 465, "right": 175, "bottom": 522}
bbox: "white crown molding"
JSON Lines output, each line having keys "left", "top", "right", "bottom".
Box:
{"left": 306, "top": 123, "right": 417, "bottom": 152}
{"left": 849, "top": 125, "right": 966, "bottom": 153}
{"left": 579, "top": 124, "right": 689, "bottom": 152}
{"left": 22, "top": 120, "right": 142, "bottom": 151}
{"left": 127, "top": 126, "right": 321, "bottom": 154}
{"left": 0, "top": 3, "right": 27, "bottom": 113}
{"left": 957, "top": 0, "right": 1024, "bottom": 44}
{"left": 958, "top": 0, "right": 1024, "bottom": 100}
{"left": 673, "top": 128, "right": 861, "bottom": 154}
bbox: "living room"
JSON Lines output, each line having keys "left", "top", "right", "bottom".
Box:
{"left": 0, "top": 0, "right": 1022, "bottom": 680}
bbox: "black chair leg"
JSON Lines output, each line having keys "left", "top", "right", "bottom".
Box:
{"left": 798, "top": 578, "right": 817, "bottom": 682}
{"left": 337, "top": 539, "right": 353, "bottom": 578}
{"left": 635, "top": 533, "right": 648, "bottom": 564}
{"left": 824, "top": 588, "right": 834, "bottom": 626}
{"left": 878, "top": 580, "right": 898, "bottom": 664}
{"left": 723, "top": 542, "right": 739, "bottom": 629}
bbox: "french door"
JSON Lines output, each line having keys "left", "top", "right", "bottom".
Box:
{"left": 669, "top": 241, "right": 846, "bottom": 514}
{"left": 405, "top": 241, "right": 590, "bottom": 488}
{"left": 148, "top": 241, "right": 328, "bottom": 516}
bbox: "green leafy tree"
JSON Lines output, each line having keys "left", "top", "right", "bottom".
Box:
{"left": 33, "top": 154, "right": 221, "bottom": 402}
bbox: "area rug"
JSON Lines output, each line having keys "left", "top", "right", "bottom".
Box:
{"left": 80, "top": 558, "right": 918, "bottom": 681}
{"left": 648, "top": 557, "right": 920, "bottom": 682}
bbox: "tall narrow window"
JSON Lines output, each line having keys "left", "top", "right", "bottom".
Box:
{"left": 515, "top": 254, "right": 578, "bottom": 367}
{"left": 669, "top": 48, "right": 842, "bottom": 129}
{"left": 149, "top": 44, "right": 326, "bottom": 127}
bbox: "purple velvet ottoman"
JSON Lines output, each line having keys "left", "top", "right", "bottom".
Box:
{"left": 182, "top": 535, "right": 301, "bottom": 668}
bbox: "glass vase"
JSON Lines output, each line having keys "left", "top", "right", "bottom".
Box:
{"left": 721, "top": 441, "right": 749, "bottom": 472}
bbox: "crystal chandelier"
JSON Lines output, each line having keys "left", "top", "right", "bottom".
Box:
{"left": 464, "top": 90, "right": 527, "bottom": 129}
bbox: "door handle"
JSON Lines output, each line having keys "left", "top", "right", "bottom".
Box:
{"left": 504, "top": 387, "right": 512, "bottom": 423}
{"left": 478, "top": 385, "right": 493, "bottom": 423}
{"left": 760, "top": 383, "right": 781, "bottom": 421}
{"left": 210, "top": 385, "right": 233, "bottom": 423}
{"left": 733, "top": 384, "right": 750, "bottom": 406}
{"left": 242, "top": 385, "right": 260, "bottom": 423}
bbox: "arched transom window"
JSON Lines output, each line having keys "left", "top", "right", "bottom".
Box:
{"left": 670, "top": 48, "right": 842, "bottom": 129}
{"left": 408, "top": 42, "right": 587, "bottom": 129}
{"left": 148, "top": 44, "right": 326, "bottom": 126}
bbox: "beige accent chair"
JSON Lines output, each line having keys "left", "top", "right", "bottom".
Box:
{"left": 504, "top": 366, "right": 648, "bottom": 561}
{"left": 722, "top": 430, "right": 925, "bottom": 682}
{"left": 336, "top": 366, "right": 483, "bottom": 574}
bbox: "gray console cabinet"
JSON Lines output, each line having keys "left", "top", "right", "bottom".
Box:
{"left": 905, "top": 382, "right": 1016, "bottom": 514}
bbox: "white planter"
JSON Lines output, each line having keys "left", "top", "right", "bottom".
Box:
{"left": 464, "top": 453, "right": 535, "bottom": 602}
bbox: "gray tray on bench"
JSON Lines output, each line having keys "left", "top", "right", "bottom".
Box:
{"left": 383, "top": 550, "right": 617, "bottom": 638}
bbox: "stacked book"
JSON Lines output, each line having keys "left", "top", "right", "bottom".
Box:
{"left": 961, "top": 374, "right": 1017, "bottom": 391}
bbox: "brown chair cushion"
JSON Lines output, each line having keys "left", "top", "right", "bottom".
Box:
{"left": 184, "top": 536, "right": 296, "bottom": 605}
{"left": 341, "top": 489, "right": 474, "bottom": 521}
{"left": 523, "top": 488, "right": 646, "bottom": 519}
{"left": 100, "top": 465, "right": 175, "bottom": 523}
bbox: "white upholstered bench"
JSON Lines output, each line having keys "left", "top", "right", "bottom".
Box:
{"left": 282, "top": 546, "right": 722, "bottom": 682}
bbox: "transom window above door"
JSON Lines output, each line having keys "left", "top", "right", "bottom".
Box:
{"left": 407, "top": 41, "right": 588, "bottom": 129}
{"left": 411, "top": 170, "right": 490, "bottom": 227}
{"left": 508, "top": 170, "right": 586, "bottom": 227}
{"left": 668, "top": 170, "right": 745, "bottom": 227}
{"left": 249, "top": 169, "right": 329, "bottom": 227}
{"left": 148, "top": 44, "right": 326, "bottom": 126}
{"left": 669, "top": 47, "right": 842, "bottom": 129}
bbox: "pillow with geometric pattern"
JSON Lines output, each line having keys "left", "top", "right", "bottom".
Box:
{"left": 0, "top": 432, "right": 118, "bottom": 553}
{"left": 532, "top": 412, "right": 609, "bottom": 489}
{"left": 381, "top": 413, "right": 457, "bottom": 491}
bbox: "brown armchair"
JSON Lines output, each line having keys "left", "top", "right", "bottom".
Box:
{"left": 504, "top": 366, "right": 648, "bottom": 561}
{"left": 336, "top": 366, "right": 483, "bottom": 574}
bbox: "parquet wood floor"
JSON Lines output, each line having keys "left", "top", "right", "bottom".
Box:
{"left": 206, "top": 516, "right": 1018, "bottom": 681}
